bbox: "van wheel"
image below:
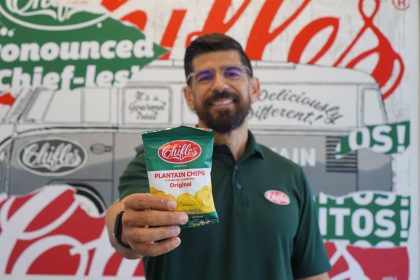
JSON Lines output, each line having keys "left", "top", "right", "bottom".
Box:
{"left": 68, "top": 183, "right": 107, "bottom": 216}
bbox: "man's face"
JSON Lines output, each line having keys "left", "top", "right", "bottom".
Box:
{"left": 184, "top": 50, "right": 260, "bottom": 134}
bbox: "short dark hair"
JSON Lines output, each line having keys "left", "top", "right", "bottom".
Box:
{"left": 184, "top": 33, "right": 253, "bottom": 84}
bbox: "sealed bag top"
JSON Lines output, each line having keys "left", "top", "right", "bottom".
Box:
{"left": 142, "top": 126, "right": 213, "bottom": 171}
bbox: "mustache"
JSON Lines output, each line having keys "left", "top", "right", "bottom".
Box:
{"left": 205, "top": 90, "right": 239, "bottom": 105}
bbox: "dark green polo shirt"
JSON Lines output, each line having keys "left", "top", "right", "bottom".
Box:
{"left": 119, "top": 131, "right": 331, "bottom": 280}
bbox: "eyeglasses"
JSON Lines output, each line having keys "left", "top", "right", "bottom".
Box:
{"left": 187, "top": 65, "right": 251, "bottom": 85}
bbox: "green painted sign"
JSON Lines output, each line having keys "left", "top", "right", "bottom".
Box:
{"left": 336, "top": 121, "right": 410, "bottom": 157}
{"left": 0, "top": 2, "right": 166, "bottom": 91}
{"left": 316, "top": 192, "right": 411, "bottom": 246}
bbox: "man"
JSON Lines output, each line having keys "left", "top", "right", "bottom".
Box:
{"left": 106, "top": 33, "right": 331, "bottom": 280}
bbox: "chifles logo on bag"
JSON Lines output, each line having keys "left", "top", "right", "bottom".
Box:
{"left": 158, "top": 140, "right": 201, "bottom": 164}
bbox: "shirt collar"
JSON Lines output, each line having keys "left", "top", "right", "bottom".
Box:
{"left": 213, "top": 130, "right": 264, "bottom": 161}
{"left": 244, "top": 130, "right": 264, "bottom": 160}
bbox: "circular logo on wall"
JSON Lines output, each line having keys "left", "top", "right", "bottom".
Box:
{"left": 0, "top": 0, "right": 108, "bottom": 31}
{"left": 17, "top": 138, "right": 87, "bottom": 176}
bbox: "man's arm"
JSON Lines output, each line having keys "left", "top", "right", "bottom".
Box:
{"left": 105, "top": 193, "right": 188, "bottom": 259}
{"left": 296, "top": 272, "right": 330, "bottom": 280}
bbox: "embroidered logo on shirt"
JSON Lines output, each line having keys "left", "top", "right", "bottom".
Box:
{"left": 264, "top": 190, "right": 290, "bottom": 205}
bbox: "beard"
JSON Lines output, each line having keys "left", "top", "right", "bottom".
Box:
{"left": 195, "top": 89, "right": 251, "bottom": 134}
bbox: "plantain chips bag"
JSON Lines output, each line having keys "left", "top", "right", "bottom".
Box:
{"left": 142, "top": 126, "right": 219, "bottom": 227}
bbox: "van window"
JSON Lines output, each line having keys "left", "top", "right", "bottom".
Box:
{"left": 122, "top": 87, "right": 171, "bottom": 125}
{"left": 362, "top": 88, "right": 387, "bottom": 125}
{"left": 44, "top": 89, "right": 82, "bottom": 122}
{"left": 83, "top": 88, "right": 111, "bottom": 123}
{"left": 22, "top": 88, "right": 53, "bottom": 122}
{"left": 0, "top": 105, "right": 11, "bottom": 123}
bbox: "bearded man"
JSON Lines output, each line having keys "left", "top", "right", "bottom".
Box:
{"left": 106, "top": 33, "right": 331, "bottom": 280}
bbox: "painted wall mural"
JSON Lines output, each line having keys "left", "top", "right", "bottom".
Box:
{"left": 0, "top": 1, "right": 418, "bottom": 279}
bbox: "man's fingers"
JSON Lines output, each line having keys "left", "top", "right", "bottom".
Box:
{"left": 127, "top": 225, "right": 181, "bottom": 244}
{"left": 124, "top": 209, "right": 188, "bottom": 227}
{"left": 119, "top": 193, "right": 189, "bottom": 257}
{"left": 131, "top": 237, "right": 182, "bottom": 257}
{"left": 125, "top": 225, "right": 182, "bottom": 257}
{"left": 123, "top": 193, "right": 177, "bottom": 211}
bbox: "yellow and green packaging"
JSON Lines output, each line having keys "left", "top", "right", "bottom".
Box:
{"left": 142, "top": 126, "right": 219, "bottom": 227}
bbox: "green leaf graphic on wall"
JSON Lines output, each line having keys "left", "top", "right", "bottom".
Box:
{"left": 316, "top": 192, "right": 411, "bottom": 247}
{"left": 335, "top": 121, "right": 410, "bottom": 157}
{"left": 0, "top": 4, "right": 167, "bottom": 91}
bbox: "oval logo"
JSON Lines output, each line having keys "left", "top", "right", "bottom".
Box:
{"left": 17, "top": 138, "right": 87, "bottom": 176}
{"left": 0, "top": 1, "right": 108, "bottom": 31}
{"left": 158, "top": 140, "right": 201, "bottom": 164}
{"left": 264, "top": 190, "right": 290, "bottom": 205}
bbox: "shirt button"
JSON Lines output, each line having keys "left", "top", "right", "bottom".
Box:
{"left": 236, "top": 183, "right": 242, "bottom": 190}
{"left": 234, "top": 166, "right": 239, "bottom": 170}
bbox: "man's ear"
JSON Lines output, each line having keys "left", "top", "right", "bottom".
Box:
{"left": 183, "top": 85, "right": 196, "bottom": 111}
{"left": 250, "top": 77, "right": 260, "bottom": 103}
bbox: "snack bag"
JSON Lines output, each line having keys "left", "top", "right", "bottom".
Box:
{"left": 142, "top": 126, "right": 219, "bottom": 227}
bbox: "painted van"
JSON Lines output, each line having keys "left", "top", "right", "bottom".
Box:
{"left": 135, "top": 60, "right": 392, "bottom": 196}
{"left": 251, "top": 61, "right": 392, "bottom": 196}
{"left": 0, "top": 60, "right": 391, "bottom": 213}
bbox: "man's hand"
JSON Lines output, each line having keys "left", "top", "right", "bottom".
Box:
{"left": 105, "top": 193, "right": 188, "bottom": 258}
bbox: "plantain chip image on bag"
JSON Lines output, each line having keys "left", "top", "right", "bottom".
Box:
{"left": 142, "top": 126, "right": 219, "bottom": 227}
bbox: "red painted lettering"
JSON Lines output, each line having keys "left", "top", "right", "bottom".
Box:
{"left": 288, "top": 17, "right": 339, "bottom": 65}
{"left": 246, "top": 0, "right": 310, "bottom": 59}
{"left": 103, "top": 0, "right": 404, "bottom": 99}
{"left": 333, "top": 0, "right": 404, "bottom": 99}
{"left": 160, "top": 10, "right": 187, "bottom": 59}
{"left": 185, "top": 0, "right": 251, "bottom": 46}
